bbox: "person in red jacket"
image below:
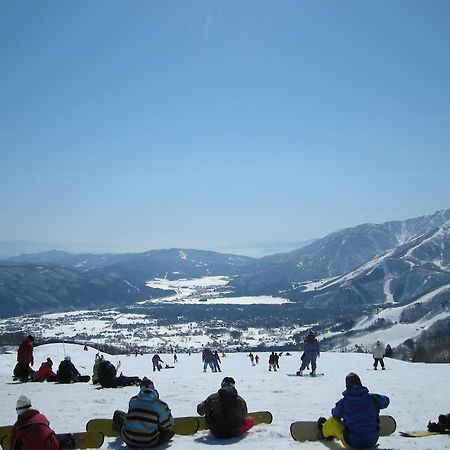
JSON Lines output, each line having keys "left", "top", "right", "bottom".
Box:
{"left": 16, "top": 335, "right": 35, "bottom": 382}
{"left": 10, "top": 395, "right": 79, "bottom": 450}
{"left": 35, "top": 358, "right": 58, "bottom": 382}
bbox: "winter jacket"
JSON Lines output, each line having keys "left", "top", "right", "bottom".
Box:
{"left": 372, "top": 345, "right": 385, "bottom": 359}
{"left": 121, "top": 388, "right": 174, "bottom": 447}
{"left": 303, "top": 335, "right": 320, "bottom": 356}
{"left": 10, "top": 409, "right": 59, "bottom": 450}
{"left": 331, "top": 385, "right": 390, "bottom": 449}
{"left": 17, "top": 338, "right": 34, "bottom": 365}
{"left": 197, "top": 387, "right": 248, "bottom": 438}
{"left": 57, "top": 360, "right": 80, "bottom": 383}
{"left": 97, "top": 360, "right": 117, "bottom": 388}
{"left": 202, "top": 349, "right": 214, "bottom": 363}
{"left": 35, "top": 362, "right": 57, "bottom": 381}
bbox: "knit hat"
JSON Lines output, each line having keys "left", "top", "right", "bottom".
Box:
{"left": 16, "top": 395, "right": 32, "bottom": 415}
{"left": 27, "top": 335, "right": 34, "bottom": 342}
{"left": 64, "top": 356, "right": 71, "bottom": 361}
{"left": 345, "top": 372, "right": 362, "bottom": 389}
{"left": 140, "top": 377, "right": 155, "bottom": 394}
{"left": 221, "top": 377, "right": 236, "bottom": 389}
{"left": 46, "top": 357, "right": 53, "bottom": 366}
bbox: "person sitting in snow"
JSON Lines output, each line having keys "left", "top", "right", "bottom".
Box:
{"left": 34, "top": 358, "right": 57, "bottom": 382}
{"left": 318, "top": 372, "right": 390, "bottom": 449}
{"left": 113, "top": 377, "right": 174, "bottom": 448}
{"left": 57, "top": 356, "right": 82, "bottom": 383}
{"left": 428, "top": 412, "right": 450, "bottom": 432}
{"left": 97, "top": 359, "right": 140, "bottom": 388}
{"left": 10, "top": 395, "right": 80, "bottom": 450}
{"left": 197, "top": 376, "right": 254, "bottom": 439}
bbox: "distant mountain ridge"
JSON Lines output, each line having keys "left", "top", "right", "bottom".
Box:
{"left": 1, "top": 208, "right": 449, "bottom": 357}
{"left": 230, "top": 209, "right": 450, "bottom": 296}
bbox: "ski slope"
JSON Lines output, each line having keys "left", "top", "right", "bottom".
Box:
{"left": 1, "top": 343, "right": 449, "bottom": 449}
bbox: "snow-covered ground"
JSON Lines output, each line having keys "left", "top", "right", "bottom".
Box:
{"left": 1, "top": 343, "right": 450, "bottom": 449}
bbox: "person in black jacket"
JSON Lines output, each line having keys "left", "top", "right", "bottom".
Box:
{"left": 97, "top": 359, "right": 140, "bottom": 388}
{"left": 197, "top": 377, "right": 254, "bottom": 439}
{"left": 57, "top": 356, "right": 81, "bottom": 383}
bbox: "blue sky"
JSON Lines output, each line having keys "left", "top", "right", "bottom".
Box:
{"left": 1, "top": 1, "right": 450, "bottom": 255}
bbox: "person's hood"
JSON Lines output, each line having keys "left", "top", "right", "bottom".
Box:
{"left": 342, "top": 385, "right": 369, "bottom": 398}
{"left": 15, "top": 409, "right": 40, "bottom": 425}
{"left": 218, "top": 386, "right": 238, "bottom": 397}
{"left": 138, "top": 387, "right": 159, "bottom": 401}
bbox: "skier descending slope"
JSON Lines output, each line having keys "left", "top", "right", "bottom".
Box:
{"left": 297, "top": 330, "right": 320, "bottom": 376}
{"left": 318, "top": 372, "right": 390, "bottom": 449}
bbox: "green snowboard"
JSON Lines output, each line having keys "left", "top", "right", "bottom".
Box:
{"left": 290, "top": 415, "right": 396, "bottom": 442}
{"left": 86, "top": 416, "right": 199, "bottom": 436}
{"left": 1, "top": 431, "right": 104, "bottom": 450}
{"left": 197, "top": 410, "right": 273, "bottom": 431}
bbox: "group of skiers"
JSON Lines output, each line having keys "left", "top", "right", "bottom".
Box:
{"left": 8, "top": 332, "right": 432, "bottom": 450}
{"left": 202, "top": 347, "right": 222, "bottom": 372}
{"left": 14, "top": 336, "right": 90, "bottom": 384}
{"left": 8, "top": 371, "right": 397, "bottom": 450}
{"left": 8, "top": 375, "right": 256, "bottom": 450}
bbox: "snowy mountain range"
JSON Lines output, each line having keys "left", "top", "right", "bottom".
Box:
{"left": 0, "top": 209, "right": 449, "bottom": 360}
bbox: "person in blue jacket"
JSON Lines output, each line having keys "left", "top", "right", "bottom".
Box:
{"left": 113, "top": 377, "right": 174, "bottom": 447}
{"left": 318, "top": 372, "right": 390, "bottom": 449}
{"left": 297, "top": 329, "right": 320, "bottom": 376}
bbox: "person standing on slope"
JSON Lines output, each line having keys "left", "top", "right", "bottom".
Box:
{"left": 202, "top": 348, "right": 215, "bottom": 372}
{"left": 197, "top": 377, "right": 254, "bottom": 439}
{"left": 16, "top": 335, "right": 34, "bottom": 382}
{"left": 151, "top": 354, "right": 164, "bottom": 372}
{"left": 268, "top": 352, "right": 278, "bottom": 371}
{"left": 372, "top": 341, "right": 386, "bottom": 370}
{"left": 212, "top": 351, "right": 222, "bottom": 372}
{"left": 318, "top": 372, "right": 390, "bottom": 449}
{"left": 297, "top": 330, "right": 320, "bottom": 376}
{"left": 10, "top": 395, "right": 81, "bottom": 450}
{"left": 113, "top": 377, "right": 174, "bottom": 448}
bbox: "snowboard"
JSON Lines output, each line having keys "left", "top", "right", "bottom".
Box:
{"left": 0, "top": 427, "right": 11, "bottom": 444}
{"left": 400, "top": 430, "right": 450, "bottom": 437}
{"left": 287, "top": 373, "right": 324, "bottom": 377}
{"left": 1, "top": 431, "right": 104, "bottom": 450}
{"left": 197, "top": 410, "right": 273, "bottom": 431}
{"left": 290, "top": 415, "right": 396, "bottom": 442}
{"left": 86, "top": 416, "right": 199, "bottom": 436}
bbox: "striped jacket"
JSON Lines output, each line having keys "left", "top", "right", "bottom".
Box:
{"left": 121, "top": 388, "right": 174, "bottom": 448}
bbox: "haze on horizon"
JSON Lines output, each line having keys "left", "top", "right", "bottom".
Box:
{"left": 1, "top": 1, "right": 450, "bottom": 256}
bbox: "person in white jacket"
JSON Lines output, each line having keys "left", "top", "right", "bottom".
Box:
{"left": 372, "top": 341, "right": 386, "bottom": 370}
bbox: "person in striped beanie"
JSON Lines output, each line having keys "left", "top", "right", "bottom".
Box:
{"left": 113, "top": 377, "right": 175, "bottom": 447}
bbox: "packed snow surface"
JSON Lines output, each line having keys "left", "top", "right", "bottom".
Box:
{"left": 1, "top": 343, "right": 450, "bottom": 449}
